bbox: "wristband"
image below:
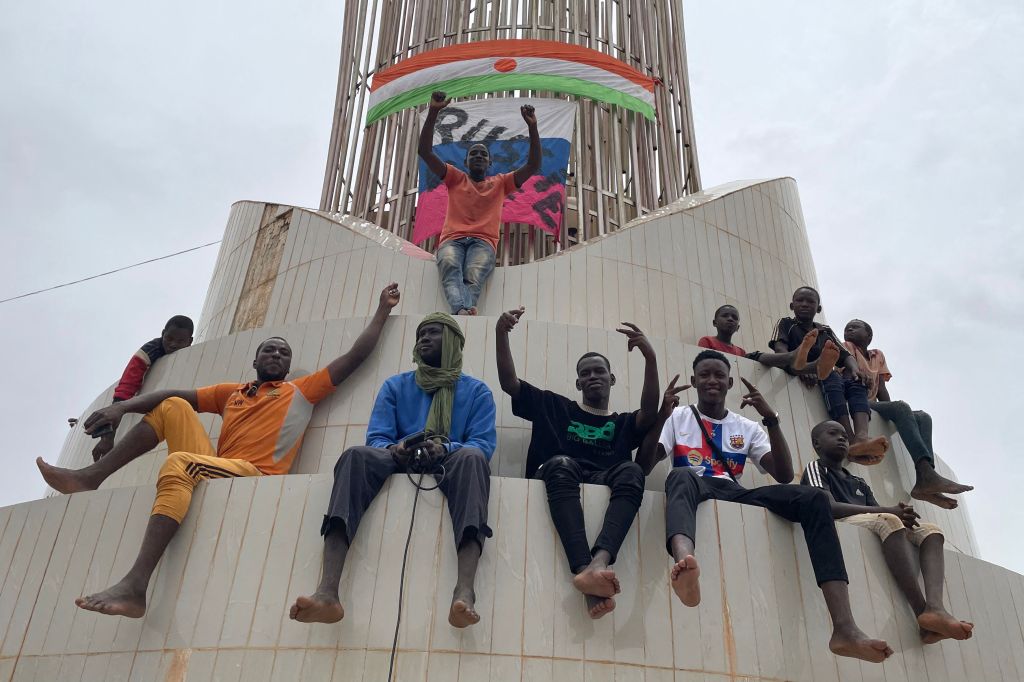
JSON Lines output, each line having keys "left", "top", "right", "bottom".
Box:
{"left": 761, "top": 412, "right": 780, "bottom": 428}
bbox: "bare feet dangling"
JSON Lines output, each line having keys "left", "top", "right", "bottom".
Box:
{"left": 918, "top": 610, "right": 974, "bottom": 641}
{"left": 792, "top": 328, "right": 819, "bottom": 371}
{"left": 585, "top": 594, "right": 615, "bottom": 619}
{"left": 289, "top": 592, "right": 345, "bottom": 624}
{"left": 912, "top": 463, "right": 973, "bottom": 499}
{"left": 848, "top": 436, "right": 889, "bottom": 465}
{"left": 670, "top": 555, "right": 701, "bottom": 606}
{"left": 816, "top": 340, "right": 841, "bottom": 380}
{"left": 573, "top": 567, "right": 620, "bottom": 598}
{"left": 75, "top": 581, "right": 147, "bottom": 619}
{"left": 37, "top": 458, "right": 99, "bottom": 494}
{"left": 448, "top": 588, "right": 480, "bottom": 628}
{"left": 828, "top": 625, "right": 893, "bottom": 663}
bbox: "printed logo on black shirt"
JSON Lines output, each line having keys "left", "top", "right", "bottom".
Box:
{"left": 566, "top": 420, "right": 616, "bottom": 445}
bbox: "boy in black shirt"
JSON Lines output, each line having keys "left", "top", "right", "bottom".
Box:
{"left": 802, "top": 421, "right": 974, "bottom": 643}
{"left": 496, "top": 306, "right": 659, "bottom": 619}
{"left": 753, "top": 286, "right": 887, "bottom": 463}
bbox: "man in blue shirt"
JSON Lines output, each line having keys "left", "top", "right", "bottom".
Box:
{"left": 289, "top": 312, "right": 496, "bottom": 629}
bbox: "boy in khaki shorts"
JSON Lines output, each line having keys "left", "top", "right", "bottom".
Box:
{"left": 802, "top": 420, "right": 974, "bottom": 644}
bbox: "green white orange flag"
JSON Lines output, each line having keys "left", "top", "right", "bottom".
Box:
{"left": 367, "top": 38, "right": 657, "bottom": 125}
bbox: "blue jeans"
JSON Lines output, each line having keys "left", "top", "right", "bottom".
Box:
{"left": 820, "top": 371, "right": 869, "bottom": 421}
{"left": 435, "top": 237, "right": 496, "bottom": 313}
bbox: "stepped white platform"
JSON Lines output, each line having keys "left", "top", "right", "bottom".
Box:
{"left": 3, "top": 178, "right": 1019, "bottom": 681}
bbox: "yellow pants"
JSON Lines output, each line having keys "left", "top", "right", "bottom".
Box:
{"left": 143, "top": 397, "right": 262, "bottom": 522}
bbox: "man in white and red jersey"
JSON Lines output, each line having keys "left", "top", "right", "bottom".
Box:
{"left": 636, "top": 349, "right": 893, "bottom": 665}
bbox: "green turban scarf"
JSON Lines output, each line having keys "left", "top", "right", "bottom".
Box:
{"left": 412, "top": 312, "right": 465, "bottom": 437}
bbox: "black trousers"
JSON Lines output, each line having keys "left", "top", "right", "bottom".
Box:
{"left": 665, "top": 467, "right": 848, "bottom": 585}
{"left": 322, "top": 445, "right": 492, "bottom": 549}
{"left": 536, "top": 456, "right": 645, "bottom": 573}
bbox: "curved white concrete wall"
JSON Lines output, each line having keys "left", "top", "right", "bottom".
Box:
{"left": 2, "top": 477, "right": 1021, "bottom": 681}
{"left": 30, "top": 177, "right": 1011, "bottom": 680}
{"left": 195, "top": 179, "right": 818, "bottom": 353}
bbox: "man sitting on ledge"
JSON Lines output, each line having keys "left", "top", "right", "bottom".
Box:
{"left": 35, "top": 283, "right": 402, "bottom": 618}
{"left": 290, "top": 312, "right": 496, "bottom": 628}
{"left": 637, "top": 349, "right": 894, "bottom": 664}
{"left": 495, "top": 306, "right": 659, "bottom": 619}
{"left": 418, "top": 90, "right": 541, "bottom": 316}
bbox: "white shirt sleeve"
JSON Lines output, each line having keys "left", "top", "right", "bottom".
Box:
{"left": 745, "top": 422, "right": 771, "bottom": 473}
{"left": 658, "top": 407, "right": 683, "bottom": 457}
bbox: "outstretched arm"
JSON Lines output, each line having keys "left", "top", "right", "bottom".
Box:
{"left": 617, "top": 323, "right": 659, "bottom": 430}
{"left": 83, "top": 389, "right": 199, "bottom": 436}
{"left": 739, "top": 377, "right": 794, "bottom": 483}
{"left": 824, "top": 492, "right": 920, "bottom": 526}
{"left": 326, "top": 283, "right": 400, "bottom": 386}
{"left": 513, "top": 105, "right": 541, "bottom": 188}
{"left": 497, "top": 303, "right": 528, "bottom": 395}
{"left": 418, "top": 91, "right": 450, "bottom": 179}
{"left": 495, "top": 306, "right": 525, "bottom": 399}
{"left": 635, "top": 375, "right": 687, "bottom": 474}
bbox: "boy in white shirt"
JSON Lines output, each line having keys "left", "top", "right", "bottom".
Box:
{"left": 637, "top": 349, "right": 892, "bottom": 664}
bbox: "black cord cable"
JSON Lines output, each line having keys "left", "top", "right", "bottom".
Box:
{"left": 386, "top": 436, "right": 450, "bottom": 682}
{"left": 0, "top": 239, "right": 221, "bottom": 305}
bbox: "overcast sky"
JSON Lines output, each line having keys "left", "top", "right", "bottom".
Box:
{"left": 2, "top": 1, "right": 1022, "bottom": 573}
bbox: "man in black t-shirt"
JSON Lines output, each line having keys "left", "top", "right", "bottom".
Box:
{"left": 496, "top": 306, "right": 659, "bottom": 619}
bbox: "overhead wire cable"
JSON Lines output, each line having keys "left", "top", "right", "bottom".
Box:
{"left": 0, "top": 239, "right": 222, "bottom": 305}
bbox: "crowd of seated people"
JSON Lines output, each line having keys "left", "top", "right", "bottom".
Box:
{"left": 35, "top": 93, "right": 977, "bottom": 666}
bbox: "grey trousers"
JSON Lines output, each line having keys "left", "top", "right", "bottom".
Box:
{"left": 869, "top": 400, "right": 934, "bottom": 465}
{"left": 321, "top": 445, "right": 493, "bottom": 549}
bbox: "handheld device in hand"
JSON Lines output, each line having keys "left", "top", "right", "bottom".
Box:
{"left": 400, "top": 430, "right": 434, "bottom": 450}
{"left": 400, "top": 430, "right": 439, "bottom": 473}
{"left": 90, "top": 424, "right": 114, "bottom": 439}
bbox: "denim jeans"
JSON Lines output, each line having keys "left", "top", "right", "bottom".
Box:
{"left": 820, "top": 371, "right": 869, "bottom": 421}
{"left": 435, "top": 236, "right": 496, "bottom": 313}
{"left": 869, "top": 400, "right": 934, "bottom": 465}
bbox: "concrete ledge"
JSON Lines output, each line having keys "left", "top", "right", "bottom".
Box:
{"left": 2, "top": 475, "right": 1021, "bottom": 681}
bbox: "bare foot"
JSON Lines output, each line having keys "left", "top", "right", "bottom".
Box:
{"left": 448, "top": 589, "right": 480, "bottom": 628}
{"left": 910, "top": 490, "right": 959, "bottom": 509}
{"left": 816, "top": 341, "right": 841, "bottom": 380}
{"left": 37, "top": 458, "right": 99, "bottom": 494}
{"left": 792, "top": 329, "right": 819, "bottom": 371}
{"left": 912, "top": 466, "right": 973, "bottom": 496}
{"left": 848, "top": 436, "right": 889, "bottom": 465}
{"left": 289, "top": 591, "right": 345, "bottom": 624}
{"left": 467, "top": 307, "right": 478, "bottom": 316}
{"left": 456, "top": 309, "right": 472, "bottom": 316}
{"left": 670, "top": 556, "right": 701, "bottom": 607}
{"left": 573, "top": 567, "right": 619, "bottom": 598}
{"left": 918, "top": 610, "right": 974, "bottom": 641}
{"left": 920, "top": 628, "right": 949, "bottom": 645}
{"left": 75, "top": 581, "right": 146, "bottom": 618}
{"left": 585, "top": 594, "right": 615, "bottom": 620}
{"left": 829, "top": 625, "right": 893, "bottom": 663}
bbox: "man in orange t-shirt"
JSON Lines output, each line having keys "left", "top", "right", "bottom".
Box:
{"left": 418, "top": 91, "right": 541, "bottom": 315}
{"left": 36, "top": 283, "right": 402, "bottom": 619}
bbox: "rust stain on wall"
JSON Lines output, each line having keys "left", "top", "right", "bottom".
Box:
{"left": 163, "top": 649, "right": 191, "bottom": 681}
{"left": 230, "top": 205, "right": 292, "bottom": 333}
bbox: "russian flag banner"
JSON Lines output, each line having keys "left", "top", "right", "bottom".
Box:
{"left": 414, "top": 98, "right": 577, "bottom": 246}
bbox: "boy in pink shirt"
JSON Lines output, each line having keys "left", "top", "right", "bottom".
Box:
{"left": 843, "top": 319, "right": 973, "bottom": 508}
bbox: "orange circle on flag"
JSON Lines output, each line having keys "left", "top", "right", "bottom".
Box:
{"left": 493, "top": 58, "right": 517, "bottom": 72}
